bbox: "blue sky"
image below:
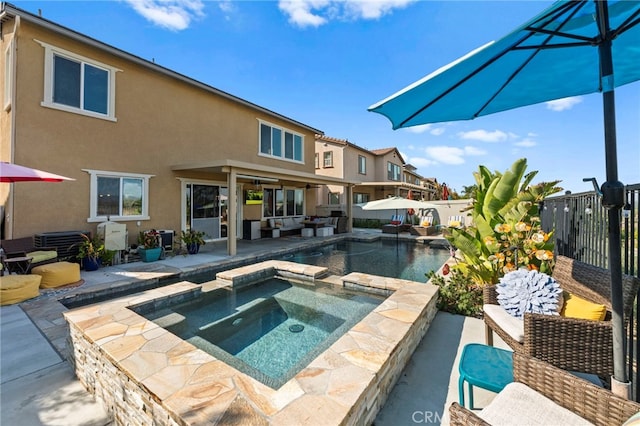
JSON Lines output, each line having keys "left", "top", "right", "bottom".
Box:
{"left": 15, "top": 0, "right": 639, "bottom": 195}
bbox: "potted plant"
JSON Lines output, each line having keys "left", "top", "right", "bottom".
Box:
{"left": 138, "top": 229, "right": 162, "bottom": 262}
{"left": 180, "top": 229, "right": 206, "bottom": 254}
{"left": 75, "top": 233, "right": 104, "bottom": 271}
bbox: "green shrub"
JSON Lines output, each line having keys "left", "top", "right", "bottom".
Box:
{"left": 427, "top": 269, "right": 483, "bottom": 318}
{"left": 353, "top": 218, "right": 383, "bottom": 228}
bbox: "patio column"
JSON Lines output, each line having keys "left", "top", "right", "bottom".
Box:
{"left": 227, "top": 169, "right": 237, "bottom": 256}
{"left": 346, "top": 185, "right": 353, "bottom": 232}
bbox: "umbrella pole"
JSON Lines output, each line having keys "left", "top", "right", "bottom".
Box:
{"left": 597, "top": 0, "right": 629, "bottom": 398}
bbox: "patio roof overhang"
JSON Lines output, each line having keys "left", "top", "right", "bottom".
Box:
{"left": 357, "top": 182, "right": 430, "bottom": 192}
{"left": 171, "top": 159, "right": 359, "bottom": 187}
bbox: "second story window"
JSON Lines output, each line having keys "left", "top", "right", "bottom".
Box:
{"left": 37, "top": 40, "right": 119, "bottom": 121}
{"left": 388, "top": 162, "right": 401, "bottom": 181}
{"left": 315, "top": 153, "right": 320, "bottom": 169}
{"left": 323, "top": 151, "right": 333, "bottom": 168}
{"left": 358, "top": 155, "right": 366, "bottom": 174}
{"left": 259, "top": 121, "right": 303, "bottom": 162}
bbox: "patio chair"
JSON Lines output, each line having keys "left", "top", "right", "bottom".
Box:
{"left": 382, "top": 214, "right": 408, "bottom": 234}
{"left": 483, "top": 255, "right": 640, "bottom": 379}
{"left": 449, "top": 352, "right": 640, "bottom": 426}
{"left": 409, "top": 215, "right": 437, "bottom": 236}
{"left": 447, "top": 215, "right": 465, "bottom": 228}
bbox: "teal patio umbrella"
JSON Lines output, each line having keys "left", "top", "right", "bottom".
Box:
{"left": 369, "top": 0, "right": 640, "bottom": 396}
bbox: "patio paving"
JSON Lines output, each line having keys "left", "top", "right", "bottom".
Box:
{"left": 0, "top": 229, "right": 506, "bottom": 425}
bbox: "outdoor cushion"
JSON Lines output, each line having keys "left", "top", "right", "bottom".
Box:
{"left": 622, "top": 411, "right": 640, "bottom": 426}
{"left": 483, "top": 304, "right": 524, "bottom": 343}
{"left": 0, "top": 275, "right": 41, "bottom": 305}
{"left": 26, "top": 250, "right": 57, "bottom": 264}
{"left": 479, "top": 382, "right": 592, "bottom": 425}
{"left": 32, "top": 261, "right": 81, "bottom": 289}
{"left": 561, "top": 292, "right": 607, "bottom": 321}
{"left": 496, "top": 270, "right": 562, "bottom": 319}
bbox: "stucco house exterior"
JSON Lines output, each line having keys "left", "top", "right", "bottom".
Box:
{"left": 314, "top": 135, "right": 434, "bottom": 214}
{"left": 0, "top": 3, "right": 354, "bottom": 256}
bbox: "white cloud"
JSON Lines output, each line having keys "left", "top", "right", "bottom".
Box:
{"left": 457, "top": 129, "right": 509, "bottom": 143}
{"left": 430, "top": 127, "right": 446, "bottom": 136}
{"left": 124, "top": 0, "right": 205, "bottom": 31}
{"left": 408, "top": 157, "right": 437, "bottom": 167}
{"left": 405, "top": 124, "right": 432, "bottom": 134}
{"left": 464, "top": 146, "right": 487, "bottom": 156}
{"left": 546, "top": 96, "right": 583, "bottom": 111}
{"left": 278, "top": 0, "right": 415, "bottom": 28}
{"left": 514, "top": 139, "right": 537, "bottom": 147}
{"left": 425, "top": 146, "right": 465, "bottom": 165}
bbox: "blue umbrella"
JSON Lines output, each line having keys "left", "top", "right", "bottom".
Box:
{"left": 369, "top": 0, "right": 640, "bottom": 396}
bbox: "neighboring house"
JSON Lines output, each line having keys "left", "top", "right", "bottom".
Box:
{"left": 314, "top": 135, "right": 433, "bottom": 212}
{"left": 0, "top": 3, "right": 354, "bottom": 255}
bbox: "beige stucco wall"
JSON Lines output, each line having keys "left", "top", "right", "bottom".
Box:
{"left": 4, "top": 18, "right": 319, "bottom": 241}
{"left": 0, "top": 23, "right": 16, "bottom": 238}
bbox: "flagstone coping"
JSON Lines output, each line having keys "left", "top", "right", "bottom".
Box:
{"left": 64, "top": 260, "right": 439, "bottom": 425}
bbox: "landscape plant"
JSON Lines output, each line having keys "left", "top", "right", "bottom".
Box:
{"left": 445, "top": 158, "right": 562, "bottom": 285}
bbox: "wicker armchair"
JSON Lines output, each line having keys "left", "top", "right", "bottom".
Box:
{"left": 484, "top": 255, "right": 640, "bottom": 378}
{"left": 449, "top": 352, "right": 640, "bottom": 426}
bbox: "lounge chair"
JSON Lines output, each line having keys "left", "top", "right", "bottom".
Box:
{"left": 1, "top": 237, "right": 58, "bottom": 275}
{"left": 382, "top": 214, "right": 408, "bottom": 234}
{"left": 483, "top": 255, "right": 640, "bottom": 379}
{"left": 447, "top": 215, "right": 465, "bottom": 228}
{"left": 449, "top": 352, "right": 640, "bottom": 425}
{"left": 409, "top": 215, "right": 437, "bottom": 236}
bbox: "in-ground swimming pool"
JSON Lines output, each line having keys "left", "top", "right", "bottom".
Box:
{"left": 137, "top": 277, "right": 383, "bottom": 388}
{"left": 280, "top": 240, "right": 450, "bottom": 282}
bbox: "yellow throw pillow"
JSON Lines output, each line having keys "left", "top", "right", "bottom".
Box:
{"left": 560, "top": 292, "right": 607, "bottom": 321}
{"left": 448, "top": 220, "right": 461, "bottom": 228}
{"left": 421, "top": 220, "right": 431, "bottom": 227}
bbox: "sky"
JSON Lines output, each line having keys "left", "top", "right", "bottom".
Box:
{"left": 13, "top": 0, "right": 639, "bottom": 195}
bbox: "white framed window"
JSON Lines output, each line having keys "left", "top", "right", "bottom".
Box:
{"left": 258, "top": 120, "right": 304, "bottom": 163}
{"left": 387, "top": 162, "right": 401, "bottom": 181}
{"left": 84, "top": 169, "right": 153, "bottom": 222}
{"left": 37, "top": 40, "right": 119, "bottom": 121}
{"left": 323, "top": 151, "right": 333, "bottom": 168}
{"left": 358, "top": 155, "right": 366, "bottom": 175}
{"left": 353, "top": 193, "right": 369, "bottom": 204}
{"left": 328, "top": 192, "right": 340, "bottom": 205}
{"left": 262, "top": 187, "right": 304, "bottom": 218}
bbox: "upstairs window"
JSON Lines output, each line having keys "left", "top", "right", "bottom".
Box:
{"left": 315, "top": 153, "right": 320, "bottom": 169}
{"left": 387, "top": 162, "right": 401, "bottom": 181}
{"left": 37, "top": 40, "right": 119, "bottom": 121}
{"left": 358, "top": 155, "right": 366, "bottom": 175}
{"left": 259, "top": 121, "right": 303, "bottom": 162}
{"left": 323, "top": 151, "right": 333, "bottom": 168}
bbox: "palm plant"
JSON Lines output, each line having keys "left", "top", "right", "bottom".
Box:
{"left": 446, "top": 158, "right": 563, "bottom": 285}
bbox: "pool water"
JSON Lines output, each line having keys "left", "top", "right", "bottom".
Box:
{"left": 281, "top": 240, "right": 451, "bottom": 282}
{"left": 141, "top": 278, "right": 383, "bottom": 388}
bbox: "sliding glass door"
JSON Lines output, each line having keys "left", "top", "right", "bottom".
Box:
{"left": 185, "top": 183, "right": 228, "bottom": 240}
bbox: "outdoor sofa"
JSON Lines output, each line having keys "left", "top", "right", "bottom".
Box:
{"left": 267, "top": 217, "right": 304, "bottom": 236}
{"left": 483, "top": 255, "right": 640, "bottom": 379}
{"left": 1, "top": 237, "right": 58, "bottom": 275}
{"left": 449, "top": 352, "right": 640, "bottom": 425}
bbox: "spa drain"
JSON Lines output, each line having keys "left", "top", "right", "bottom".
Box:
{"left": 289, "top": 324, "right": 304, "bottom": 333}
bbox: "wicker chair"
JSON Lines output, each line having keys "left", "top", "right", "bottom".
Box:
{"left": 449, "top": 352, "right": 640, "bottom": 426}
{"left": 484, "top": 255, "right": 640, "bottom": 378}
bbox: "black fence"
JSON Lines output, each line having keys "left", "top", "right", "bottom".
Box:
{"left": 540, "top": 183, "right": 640, "bottom": 400}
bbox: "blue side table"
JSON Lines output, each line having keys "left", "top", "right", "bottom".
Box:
{"left": 458, "top": 343, "right": 513, "bottom": 409}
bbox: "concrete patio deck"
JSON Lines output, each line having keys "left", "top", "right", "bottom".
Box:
{"left": 1, "top": 229, "right": 506, "bottom": 425}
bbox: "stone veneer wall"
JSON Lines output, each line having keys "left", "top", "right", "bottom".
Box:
{"left": 65, "top": 263, "right": 439, "bottom": 425}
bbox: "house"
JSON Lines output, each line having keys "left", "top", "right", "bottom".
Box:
{"left": 314, "top": 135, "right": 435, "bottom": 213}
{"left": 0, "top": 3, "right": 355, "bottom": 256}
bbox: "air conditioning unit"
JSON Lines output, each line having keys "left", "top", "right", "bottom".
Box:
{"left": 157, "top": 230, "right": 174, "bottom": 253}
{"left": 35, "top": 231, "right": 89, "bottom": 260}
